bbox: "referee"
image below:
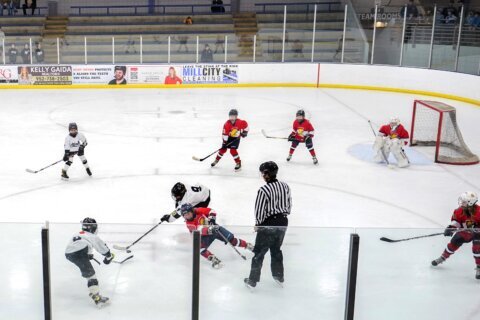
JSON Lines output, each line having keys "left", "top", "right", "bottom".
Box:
{"left": 244, "top": 161, "right": 292, "bottom": 288}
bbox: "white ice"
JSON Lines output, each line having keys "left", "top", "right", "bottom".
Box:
{"left": 0, "top": 88, "right": 479, "bottom": 319}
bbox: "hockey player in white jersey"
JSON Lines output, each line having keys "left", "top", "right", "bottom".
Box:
{"left": 62, "top": 122, "right": 91, "bottom": 180}
{"left": 160, "top": 182, "right": 211, "bottom": 223}
{"left": 65, "top": 218, "right": 115, "bottom": 306}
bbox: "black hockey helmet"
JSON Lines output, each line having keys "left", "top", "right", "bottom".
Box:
{"left": 82, "top": 217, "right": 98, "bottom": 234}
{"left": 229, "top": 109, "right": 238, "bottom": 117}
{"left": 68, "top": 122, "right": 78, "bottom": 131}
{"left": 180, "top": 203, "right": 196, "bottom": 221}
{"left": 259, "top": 161, "right": 278, "bottom": 180}
{"left": 171, "top": 182, "right": 187, "bottom": 201}
{"left": 296, "top": 109, "right": 305, "bottom": 117}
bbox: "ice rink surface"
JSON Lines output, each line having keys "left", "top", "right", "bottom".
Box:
{"left": 0, "top": 88, "right": 479, "bottom": 319}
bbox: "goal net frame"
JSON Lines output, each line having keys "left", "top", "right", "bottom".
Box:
{"left": 410, "top": 100, "right": 479, "bottom": 165}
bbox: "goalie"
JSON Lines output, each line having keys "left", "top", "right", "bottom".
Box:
{"left": 373, "top": 117, "right": 410, "bottom": 168}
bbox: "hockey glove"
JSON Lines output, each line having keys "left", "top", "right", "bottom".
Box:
{"left": 88, "top": 254, "right": 94, "bottom": 260}
{"left": 208, "top": 225, "right": 220, "bottom": 235}
{"left": 63, "top": 151, "right": 70, "bottom": 161}
{"left": 78, "top": 144, "right": 85, "bottom": 155}
{"left": 208, "top": 216, "right": 216, "bottom": 225}
{"left": 160, "top": 214, "right": 171, "bottom": 223}
{"left": 240, "top": 130, "right": 248, "bottom": 138}
{"left": 444, "top": 226, "right": 455, "bottom": 237}
{"left": 288, "top": 133, "right": 296, "bottom": 142}
{"left": 103, "top": 252, "right": 115, "bottom": 265}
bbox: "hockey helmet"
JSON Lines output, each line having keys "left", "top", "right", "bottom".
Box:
{"left": 229, "top": 109, "right": 238, "bottom": 117}
{"left": 389, "top": 117, "right": 400, "bottom": 127}
{"left": 82, "top": 217, "right": 98, "bottom": 234}
{"left": 458, "top": 191, "right": 478, "bottom": 207}
{"left": 180, "top": 203, "right": 195, "bottom": 221}
{"left": 68, "top": 122, "right": 78, "bottom": 131}
{"left": 259, "top": 161, "right": 279, "bottom": 180}
{"left": 296, "top": 109, "right": 305, "bottom": 117}
{"left": 171, "top": 182, "right": 187, "bottom": 201}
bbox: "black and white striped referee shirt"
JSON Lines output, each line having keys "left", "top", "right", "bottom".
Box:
{"left": 254, "top": 179, "right": 292, "bottom": 226}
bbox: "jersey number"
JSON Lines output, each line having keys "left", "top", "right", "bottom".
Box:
{"left": 191, "top": 186, "right": 202, "bottom": 192}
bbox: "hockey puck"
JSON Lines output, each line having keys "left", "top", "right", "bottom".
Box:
{"left": 126, "top": 250, "right": 131, "bottom": 253}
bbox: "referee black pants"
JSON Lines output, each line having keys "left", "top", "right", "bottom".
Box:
{"left": 249, "top": 226, "right": 287, "bottom": 282}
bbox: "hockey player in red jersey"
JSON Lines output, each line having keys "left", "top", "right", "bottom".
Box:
{"left": 287, "top": 109, "right": 318, "bottom": 165}
{"left": 179, "top": 203, "right": 253, "bottom": 268}
{"left": 211, "top": 109, "right": 249, "bottom": 171}
{"left": 432, "top": 191, "right": 480, "bottom": 279}
{"left": 373, "top": 117, "right": 410, "bottom": 168}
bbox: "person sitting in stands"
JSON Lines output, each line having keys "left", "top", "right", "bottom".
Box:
{"left": 184, "top": 16, "right": 193, "bottom": 25}
{"left": 22, "top": 0, "right": 35, "bottom": 15}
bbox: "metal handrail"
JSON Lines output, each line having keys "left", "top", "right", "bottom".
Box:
{"left": 255, "top": 2, "right": 341, "bottom": 14}
{"left": 70, "top": 4, "right": 231, "bottom": 16}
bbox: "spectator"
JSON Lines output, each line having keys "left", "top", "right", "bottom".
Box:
{"left": 466, "top": 11, "right": 475, "bottom": 26}
{"left": 0, "top": 27, "right": 4, "bottom": 59}
{"left": 8, "top": 43, "right": 18, "bottom": 64}
{"left": 124, "top": 36, "right": 137, "bottom": 54}
{"left": 8, "top": 0, "right": 16, "bottom": 15}
{"left": 400, "top": 0, "right": 419, "bottom": 18}
{"left": 176, "top": 35, "right": 189, "bottom": 53}
{"left": 201, "top": 44, "right": 213, "bottom": 62}
{"left": 445, "top": 10, "right": 458, "bottom": 24}
{"left": 22, "top": 0, "right": 36, "bottom": 15}
{"left": 34, "top": 42, "right": 43, "bottom": 63}
{"left": 442, "top": 0, "right": 457, "bottom": 18}
{"left": 214, "top": 34, "right": 225, "bottom": 53}
{"left": 211, "top": 0, "right": 225, "bottom": 13}
{"left": 291, "top": 40, "right": 304, "bottom": 58}
{"left": 474, "top": 12, "right": 480, "bottom": 28}
{"left": 184, "top": 16, "right": 193, "bottom": 25}
{"left": 21, "top": 43, "right": 30, "bottom": 64}
{"left": 436, "top": 8, "right": 445, "bottom": 24}
{"left": 0, "top": 0, "right": 6, "bottom": 16}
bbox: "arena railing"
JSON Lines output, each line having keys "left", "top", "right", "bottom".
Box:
{"left": 70, "top": 4, "right": 231, "bottom": 16}
{"left": 5, "top": 222, "right": 478, "bottom": 319}
{"left": 1, "top": 3, "right": 478, "bottom": 75}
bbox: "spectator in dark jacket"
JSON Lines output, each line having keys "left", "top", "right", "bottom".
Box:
{"left": 8, "top": 43, "right": 18, "bottom": 64}
{"left": 22, "top": 0, "right": 35, "bottom": 15}
{"left": 34, "top": 42, "right": 43, "bottom": 63}
{"left": 400, "top": 0, "right": 418, "bottom": 18}
{"left": 21, "top": 43, "right": 30, "bottom": 63}
{"left": 201, "top": 44, "right": 214, "bottom": 62}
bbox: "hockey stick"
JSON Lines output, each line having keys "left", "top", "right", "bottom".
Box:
{"left": 261, "top": 129, "right": 288, "bottom": 140}
{"left": 113, "top": 221, "right": 163, "bottom": 252}
{"left": 380, "top": 232, "right": 443, "bottom": 243}
{"left": 26, "top": 159, "right": 63, "bottom": 174}
{"left": 217, "top": 228, "right": 247, "bottom": 260}
{"left": 92, "top": 257, "right": 101, "bottom": 265}
{"left": 192, "top": 137, "right": 240, "bottom": 162}
{"left": 367, "top": 120, "right": 393, "bottom": 167}
{"left": 113, "top": 255, "right": 134, "bottom": 264}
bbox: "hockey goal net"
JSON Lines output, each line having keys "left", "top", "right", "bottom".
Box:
{"left": 410, "top": 100, "right": 479, "bottom": 165}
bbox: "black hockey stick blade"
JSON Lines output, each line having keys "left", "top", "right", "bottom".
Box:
{"left": 113, "top": 255, "right": 134, "bottom": 264}
{"left": 379, "top": 237, "right": 396, "bottom": 243}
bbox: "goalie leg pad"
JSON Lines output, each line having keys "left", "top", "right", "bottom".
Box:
{"left": 373, "top": 136, "right": 388, "bottom": 162}
{"left": 391, "top": 139, "right": 409, "bottom": 168}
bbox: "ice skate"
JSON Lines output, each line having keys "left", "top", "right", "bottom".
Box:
{"left": 312, "top": 156, "right": 318, "bottom": 165}
{"left": 90, "top": 293, "right": 109, "bottom": 307}
{"left": 61, "top": 169, "right": 69, "bottom": 180}
{"left": 211, "top": 159, "right": 219, "bottom": 167}
{"left": 86, "top": 168, "right": 92, "bottom": 176}
{"left": 244, "top": 277, "right": 256, "bottom": 290}
{"left": 286, "top": 154, "right": 292, "bottom": 162}
{"left": 273, "top": 276, "right": 284, "bottom": 288}
{"left": 208, "top": 255, "right": 223, "bottom": 269}
{"left": 234, "top": 161, "right": 241, "bottom": 172}
{"left": 476, "top": 266, "right": 480, "bottom": 280}
{"left": 431, "top": 256, "right": 446, "bottom": 266}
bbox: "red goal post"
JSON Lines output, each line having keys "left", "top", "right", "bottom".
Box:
{"left": 410, "top": 100, "right": 479, "bottom": 165}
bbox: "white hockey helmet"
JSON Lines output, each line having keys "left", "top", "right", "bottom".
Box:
{"left": 458, "top": 191, "right": 478, "bottom": 207}
{"left": 389, "top": 117, "right": 400, "bottom": 127}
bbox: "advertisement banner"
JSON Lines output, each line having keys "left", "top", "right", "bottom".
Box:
{"left": 127, "top": 65, "right": 174, "bottom": 84}
{"left": 72, "top": 65, "right": 115, "bottom": 84}
{"left": 0, "top": 66, "right": 19, "bottom": 84}
{"left": 18, "top": 66, "right": 72, "bottom": 85}
{"left": 182, "top": 64, "right": 238, "bottom": 84}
